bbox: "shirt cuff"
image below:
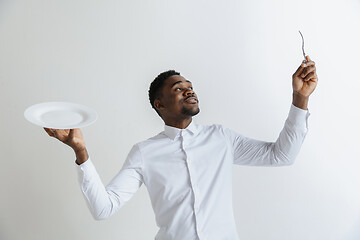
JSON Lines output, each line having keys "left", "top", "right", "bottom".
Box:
{"left": 76, "top": 157, "right": 95, "bottom": 185}
{"left": 288, "top": 104, "right": 311, "bottom": 129}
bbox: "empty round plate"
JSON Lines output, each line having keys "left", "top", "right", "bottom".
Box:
{"left": 24, "top": 102, "right": 98, "bottom": 129}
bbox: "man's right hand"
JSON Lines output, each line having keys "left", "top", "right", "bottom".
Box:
{"left": 44, "top": 128, "right": 89, "bottom": 165}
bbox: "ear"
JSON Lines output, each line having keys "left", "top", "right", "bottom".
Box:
{"left": 154, "top": 99, "right": 165, "bottom": 111}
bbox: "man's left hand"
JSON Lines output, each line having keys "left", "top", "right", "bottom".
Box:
{"left": 292, "top": 56, "right": 318, "bottom": 109}
{"left": 292, "top": 55, "right": 318, "bottom": 98}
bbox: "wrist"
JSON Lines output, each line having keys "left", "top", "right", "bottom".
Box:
{"left": 292, "top": 92, "right": 309, "bottom": 110}
{"left": 73, "top": 146, "right": 86, "bottom": 153}
{"left": 74, "top": 148, "right": 89, "bottom": 165}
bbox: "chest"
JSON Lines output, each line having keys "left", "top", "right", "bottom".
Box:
{"left": 141, "top": 132, "right": 233, "bottom": 196}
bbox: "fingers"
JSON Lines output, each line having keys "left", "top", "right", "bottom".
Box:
{"left": 301, "top": 66, "right": 316, "bottom": 78}
{"left": 293, "top": 61, "right": 307, "bottom": 77}
{"left": 68, "top": 128, "right": 80, "bottom": 137}
{"left": 303, "top": 72, "right": 318, "bottom": 82}
{"left": 53, "top": 129, "right": 58, "bottom": 137}
{"left": 44, "top": 127, "right": 60, "bottom": 139}
{"left": 43, "top": 128, "right": 70, "bottom": 143}
{"left": 301, "top": 56, "right": 317, "bottom": 82}
{"left": 69, "top": 129, "right": 74, "bottom": 139}
{"left": 304, "top": 56, "right": 315, "bottom": 67}
{"left": 68, "top": 129, "right": 78, "bottom": 142}
{"left": 294, "top": 56, "right": 316, "bottom": 78}
{"left": 44, "top": 127, "right": 55, "bottom": 137}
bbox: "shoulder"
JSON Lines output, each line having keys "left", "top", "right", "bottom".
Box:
{"left": 197, "top": 123, "right": 227, "bottom": 134}
{"left": 130, "top": 131, "right": 168, "bottom": 154}
{"left": 137, "top": 132, "right": 166, "bottom": 146}
{"left": 199, "top": 123, "right": 244, "bottom": 141}
{"left": 123, "top": 131, "right": 167, "bottom": 168}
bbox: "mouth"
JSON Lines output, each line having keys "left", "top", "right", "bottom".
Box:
{"left": 184, "top": 96, "right": 198, "bottom": 104}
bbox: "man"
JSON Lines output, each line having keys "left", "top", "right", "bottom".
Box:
{"left": 44, "top": 56, "right": 318, "bottom": 240}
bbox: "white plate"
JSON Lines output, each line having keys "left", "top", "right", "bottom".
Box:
{"left": 24, "top": 102, "right": 98, "bottom": 129}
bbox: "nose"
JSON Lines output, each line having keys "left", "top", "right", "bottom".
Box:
{"left": 184, "top": 87, "right": 195, "bottom": 96}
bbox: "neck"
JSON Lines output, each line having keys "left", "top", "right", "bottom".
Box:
{"left": 164, "top": 117, "right": 192, "bottom": 129}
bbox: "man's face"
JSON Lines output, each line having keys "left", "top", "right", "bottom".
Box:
{"left": 155, "top": 75, "right": 200, "bottom": 119}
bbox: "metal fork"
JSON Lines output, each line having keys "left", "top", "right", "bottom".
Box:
{"left": 299, "top": 31, "right": 307, "bottom": 62}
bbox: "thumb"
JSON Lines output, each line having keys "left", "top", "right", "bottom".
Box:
{"left": 68, "top": 129, "right": 76, "bottom": 139}
{"left": 69, "top": 128, "right": 83, "bottom": 139}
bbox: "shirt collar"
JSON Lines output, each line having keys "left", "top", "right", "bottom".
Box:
{"left": 164, "top": 120, "right": 198, "bottom": 140}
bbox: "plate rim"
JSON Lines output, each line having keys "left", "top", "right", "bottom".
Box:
{"left": 24, "top": 101, "right": 98, "bottom": 129}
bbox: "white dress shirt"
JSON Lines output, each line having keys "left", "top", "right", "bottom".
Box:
{"left": 77, "top": 104, "right": 310, "bottom": 240}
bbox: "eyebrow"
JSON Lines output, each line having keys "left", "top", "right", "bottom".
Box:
{"left": 170, "top": 80, "right": 192, "bottom": 88}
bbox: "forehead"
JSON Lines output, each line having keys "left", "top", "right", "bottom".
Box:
{"left": 165, "top": 75, "right": 192, "bottom": 87}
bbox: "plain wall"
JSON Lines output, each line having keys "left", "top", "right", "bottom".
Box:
{"left": 1, "top": 0, "right": 360, "bottom": 239}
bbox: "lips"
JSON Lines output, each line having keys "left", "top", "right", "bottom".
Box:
{"left": 184, "top": 96, "right": 198, "bottom": 104}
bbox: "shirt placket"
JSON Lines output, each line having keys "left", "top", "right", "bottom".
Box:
{"left": 181, "top": 130, "right": 203, "bottom": 240}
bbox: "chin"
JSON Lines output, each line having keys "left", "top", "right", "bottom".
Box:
{"left": 182, "top": 106, "right": 200, "bottom": 117}
{"left": 193, "top": 107, "right": 200, "bottom": 116}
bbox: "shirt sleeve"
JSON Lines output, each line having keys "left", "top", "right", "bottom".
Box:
{"left": 77, "top": 144, "right": 144, "bottom": 220}
{"left": 224, "top": 104, "right": 310, "bottom": 166}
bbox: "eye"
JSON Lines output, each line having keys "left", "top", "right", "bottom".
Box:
{"left": 175, "top": 87, "right": 182, "bottom": 91}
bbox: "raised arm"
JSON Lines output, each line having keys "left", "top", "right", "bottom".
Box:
{"left": 228, "top": 104, "right": 310, "bottom": 166}
{"left": 228, "top": 57, "right": 317, "bottom": 166}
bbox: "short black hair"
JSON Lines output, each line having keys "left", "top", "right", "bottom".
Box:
{"left": 149, "top": 70, "right": 180, "bottom": 116}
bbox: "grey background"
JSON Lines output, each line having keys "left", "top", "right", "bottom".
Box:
{"left": 1, "top": 0, "right": 359, "bottom": 239}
